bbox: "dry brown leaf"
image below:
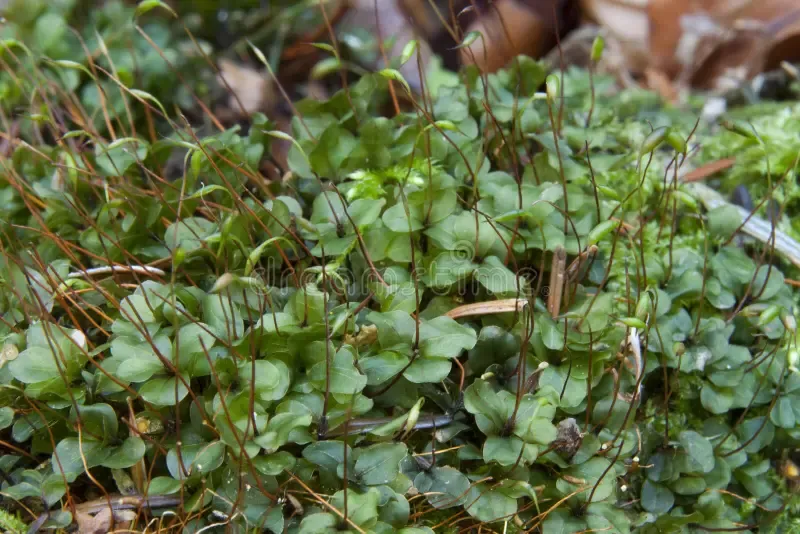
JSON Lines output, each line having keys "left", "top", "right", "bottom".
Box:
{"left": 665, "top": 1, "right": 800, "bottom": 89}
{"left": 75, "top": 508, "right": 112, "bottom": 534}
{"left": 399, "top": 0, "right": 443, "bottom": 37}
{"left": 765, "top": 32, "right": 800, "bottom": 73}
{"left": 216, "top": 59, "right": 275, "bottom": 118}
{"left": 646, "top": 0, "right": 695, "bottom": 77}
{"left": 459, "top": 0, "right": 580, "bottom": 73}
{"left": 75, "top": 507, "right": 136, "bottom": 534}
{"left": 685, "top": 19, "right": 771, "bottom": 90}
{"left": 644, "top": 67, "right": 680, "bottom": 103}
{"left": 460, "top": 0, "right": 549, "bottom": 72}
{"left": 743, "top": 7, "right": 800, "bottom": 74}
{"left": 580, "top": 0, "right": 650, "bottom": 72}
{"left": 345, "top": 0, "right": 581, "bottom": 77}
{"left": 584, "top": 0, "right": 800, "bottom": 90}
{"left": 681, "top": 157, "right": 736, "bottom": 182}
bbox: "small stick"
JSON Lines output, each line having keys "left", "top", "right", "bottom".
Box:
{"left": 547, "top": 246, "right": 567, "bottom": 318}
{"left": 67, "top": 265, "right": 167, "bottom": 279}
{"left": 564, "top": 245, "right": 598, "bottom": 309}
{"left": 126, "top": 398, "right": 146, "bottom": 494}
{"left": 325, "top": 413, "right": 455, "bottom": 437}
{"left": 444, "top": 298, "right": 528, "bottom": 319}
{"left": 685, "top": 181, "right": 800, "bottom": 269}
{"left": 565, "top": 245, "right": 598, "bottom": 282}
{"left": 623, "top": 327, "right": 643, "bottom": 401}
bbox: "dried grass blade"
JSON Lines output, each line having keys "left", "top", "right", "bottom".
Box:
{"left": 444, "top": 298, "right": 528, "bottom": 319}
{"left": 685, "top": 181, "right": 800, "bottom": 268}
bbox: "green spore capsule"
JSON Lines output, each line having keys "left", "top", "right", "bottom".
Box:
{"left": 587, "top": 220, "right": 620, "bottom": 246}
{"left": 639, "top": 126, "right": 668, "bottom": 158}
{"left": 545, "top": 74, "right": 560, "bottom": 103}
{"left": 591, "top": 36, "right": 605, "bottom": 62}
{"left": 665, "top": 129, "right": 687, "bottom": 154}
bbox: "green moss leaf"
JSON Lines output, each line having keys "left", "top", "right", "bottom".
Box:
{"left": 69, "top": 403, "right": 118, "bottom": 441}
{"left": 640, "top": 479, "right": 674, "bottom": 514}
{"left": 303, "top": 441, "right": 352, "bottom": 473}
{"left": 310, "top": 346, "right": 367, "bottom": 395}
{"left": 52, "top": 438, "right": 108, "bottom": 479}
{"left": 102, "top": 437, "right": 146, "bottom": 469}
{"left": 353, "top": 443, "right": 407, "bottom": 486}
{"left": 138, "top": 375, "right": 190, "bottom": 406}
{"left": 679, "top": 431, "right": 715, "bottom": 474}
{"left": 475, "top": 256, "right": 521, "bottom": 295}
{"left": 413, "top": 466, "right": 470, "bottom": 509}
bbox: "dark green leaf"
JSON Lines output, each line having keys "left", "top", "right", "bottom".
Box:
{"left": 354, "top": 443, "right": 407, "bottom": 486}
{"left": 413, "top": 466, "right": 470, "bottom": 509}
{"left": 310, "top": 346, "right": 367, "bottom": 395}
{"left": 679, "top": 431, "right": 715, "bottom": 474}
{"left": 640, "top": 479, "right": 674, "bottom": 514}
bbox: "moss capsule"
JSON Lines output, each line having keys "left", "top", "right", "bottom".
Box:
{"left": 172, "top": 246, "right": 186, "bottom": 269}
{"left": 639, "top": 126, "right": 668, "bottom": 158}
{"left": 672, "top": 190, "right": 698, "bottom": 211}
{"left": 587, "top": 220, "right": 620, "bottom": 246}
{"left": 545, "top": 74, "right": 560, "bottom": 103}
{"left": 635, "top": 292, "right": 652, "bottom": 322}
{"left": 619, "top": 317, "right": 647, "bottom": 330}
{"left": 591, "top": 36, "right": 605, "bottom": 63}
{"left": 758, "top": 304, "right": 782, "bottom": 326}
{"left": 665, "top": 129, "right": 687, "bottom": 154}
{"left": 721, "top": 119, "right": 758, "bottom": 141}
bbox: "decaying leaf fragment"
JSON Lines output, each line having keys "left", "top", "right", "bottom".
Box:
{"left": 681, "top": 158, "right": 736, "bottom": 182}
{"left": 552, "top": 417, "right": 584, "bottom": 459}
{"left": 0, "top": 343, "right": 19, "bottom": 369}
{"left": 344, "top": 324, "right": 379, "bottom": 347}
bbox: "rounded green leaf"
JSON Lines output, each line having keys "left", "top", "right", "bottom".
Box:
{"left": 101, "top": 437, "right": 146, "bottom": 469}
{"left": 641, "top": 479, "right": 674, "bottom": 514}
{"left": 354, "top": 443, "right": 407, "bottom": 486}
{"left": 147, "top": 477, "right": 182, "bottom": 495}
{"left": 310, "top": 347, "right": 366, "bottom": 395}
{"left": 679, "top": 431, "right": 715, "bottom": 474}
{"left": 413, "top": 467, "right": 470, "bottom": 509}
{"left": 0, "top": 407, "right": 13, "bottom": 430}
{"left": 139, "top": 376, "right": 190, "bottom": 406}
